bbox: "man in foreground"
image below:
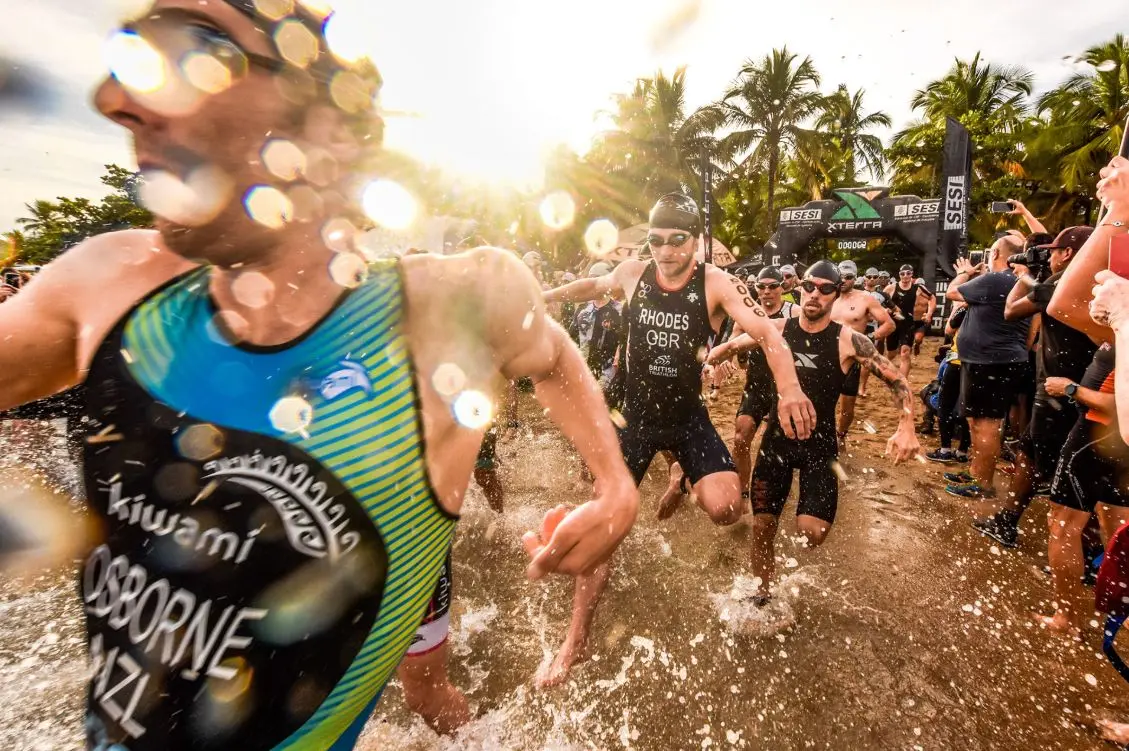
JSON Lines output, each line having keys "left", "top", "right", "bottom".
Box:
{"left": 944, "top": 236, "right": 1030, "bottom": 499}
{"left": 539, "top": 193, "right": 815, "bottom": 685}
{"left": 831, "top": 260, "right": 895, "bottom": 445}
{"left": 0, "top": 2, "right": 638, "bottom": 747}
{"left": 709, "top": 261, "right": 919, "bottom": 602}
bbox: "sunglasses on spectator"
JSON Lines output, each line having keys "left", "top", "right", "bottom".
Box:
{"left": 647, "top": 233, "right": 692, "bottom": 248}
{"left": 801, "top": 280, "right": 839, "bottom": 295}
{"left": 756, "top": 282, "right": 781, "bottom": 291}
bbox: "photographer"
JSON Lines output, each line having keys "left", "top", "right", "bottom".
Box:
{"left": 944, "top": 235, "right": 1030, "bottom": 499}
{"left": 972, "top": 227, "right": 1096, "bottom": 547}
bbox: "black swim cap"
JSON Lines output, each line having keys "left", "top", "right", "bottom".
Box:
{"left": 805, "top": 259, "right": 841, "bottom": 285}
{"left": 649, "top": 193, "right": 702, "bottom": 237}
{"left": 758, "top": 266, "right": 783, "bottom": 282}
{"left": 900, "top": 264, "right": 914, "bottom": 273}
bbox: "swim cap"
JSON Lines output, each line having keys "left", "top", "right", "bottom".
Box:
{"left": 865, "top": 267, "right": 879, "bottom": 276}
{"left": 757, "top": 266, "right": 784, "bottom": 282}
{"left": 900, "top": 264, "right": 914, "bottom": 273}
{"left": 649, "top": 193, "right": 701, "bottom": 237}
{"left": 805, "top": 259, "right": 842, "bottom": 285}
{"left": 588, "top": 262, "right": 613, "bottom": 277}
{"left": 878, "top": 269, "right": 890, "bottom": 278}
{"left": 838, "top": 260, "right": 858, "bottom": 277}
{"left": 779, "top": 264, "right": 797, "bottom": 277}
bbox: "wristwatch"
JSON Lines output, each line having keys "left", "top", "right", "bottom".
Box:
{"left": 1065, "top": 382, "right": 1079, "bottom": 402}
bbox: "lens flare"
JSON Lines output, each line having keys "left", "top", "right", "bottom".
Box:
{"left": 106, "top": 29, "right": 166, "bottom": 93}
{"left": 539, "top": 191, "right": 576, "bottom": 230}
{"left": 362, "top": 180, "right": 418, "bottom": 230}
{"left": 269, "top": 396, "right": 313, "bottom": 434}
{"left": 321, "top": 217, "right": 358, "bottom": 252}
{"left": 231, "top": 271, "right": 275, "bottom": 309}
{"left": 297, "top": 0, "right": 335, "bottom": 19}
{"left": 175, "top": 423, "right": 226, "bottom": 461}
{"left": 584, "top": 219, "right": 619, "bottom": 258}
{"left": 244, "top": 185, "right": 294, "bottom": 229}
{"left": 253, "top": 0, "right": 295, "bottom": 21}
{"left": 181, "top": 52, "right": 232, "bottom": 95}
{"left": 261, "top": 139, "right": 307, "bottom": 182}
{"left": 328, "top": 70, "right": 371, "bottom": 113}
{"left": 324, "top": 10, "right": 372, "bottom": 64}
{"left": 453, "top": 390, "right": 494, "bottom": 430}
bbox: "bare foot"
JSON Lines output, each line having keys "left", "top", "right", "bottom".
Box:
{"left": 535, "top": 634, "right": 586, "bottom": 688}
{"left": 1097, "top": 718, "right": 1129, "bottom": 745}
{"left": 1033, "top": 612, "right": 1082, "bottom": 638}
{"left": 857, "top": 389, "right": 868, "bottom": 398}
{"left": 657, "top": 464, "right": 687, "bottom": 520}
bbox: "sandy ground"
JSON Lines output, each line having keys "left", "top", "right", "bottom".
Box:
{"left": 3, "top": 339, "right": 1129, "bottom": 750}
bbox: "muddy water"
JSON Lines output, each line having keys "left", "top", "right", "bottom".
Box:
{"left": 4, "top": 343, "right": 1129, "bottom": 749}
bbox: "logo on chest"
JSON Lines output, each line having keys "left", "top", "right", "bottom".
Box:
{"left": 320, "top": 360, "right": 373, "bottom": 402}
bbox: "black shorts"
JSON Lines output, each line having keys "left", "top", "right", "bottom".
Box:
{"left": 891, "top": 320, "right": 916, "bottom": 349}
{"left": 960, "top": 362, "right": 1026, "bottom": 419}
{"left": 1050, "top": 418, "right": 1129, "bottom": 512}
{"left": 737, "top": 384, "right": 774, "bottom": 424}
{"left": 841, "top": 363, "right": 861, "bottom": 398}
{"left": 751, "top": 430, "right": 839, "bottom": 523}
{"left": 618, "top": 406, "right": 736, "bottom": 486}
{"left": 1019, "top": 396, "right": 1077, "bottom": 481}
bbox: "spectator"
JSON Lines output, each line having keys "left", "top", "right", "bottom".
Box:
{"left": 925, "top": 304, "right": 970, "bottom": 464}
{"left": 570, "top": 262, "right": 623, "bottom": 394}
{"left": 973, "top": 227, "right": 1097, "bottom": 547}
{"left": 943, "top": 235, "right": 1030, "bottom": 499}
{"left": 779, "top": 264, "right": 799, "bottom": 304}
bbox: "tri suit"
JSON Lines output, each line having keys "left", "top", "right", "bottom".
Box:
{"left": 889, "top": 283, "right": 923, "bottom": 350}
{"left": 736, "top": 301, "right": 796, "bottom": 425}
{"left": 619, "top": 261, "right": 735, "bottom": 485}
{"left": 80, "top": 262, "right": 458, "bottom": 750}
{"left": 752, "top": 318, "right": 848, "bottom": 522}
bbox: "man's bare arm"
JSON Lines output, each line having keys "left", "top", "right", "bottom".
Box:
{"left": 1004, "top": 274, "right": 1039, "bottom": 321}
{"left": 868, "top": 298, "right": 896, "bottom": 339}
{"left": 847, "top": 329, "right": 919, "bottom": 462}
{"left": 483, "top": 250, "right": 638, "bottom": 577}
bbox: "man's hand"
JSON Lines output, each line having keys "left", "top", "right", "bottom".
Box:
{"left": 776, "top": 386, "right": 816, "bottom": 441}
{"left": 1044, "top": 377, "right": 1072, "bottom": 398}
{"left": 705, "top": 342, "right": 733, "bottom": 366}
{"left": 885, "top": 424, "right": 920, "bottom": 464}
{"left": 1007, "top": 199, "right": 1026, "bottom": 216}
{"left": 522, "top": 479, "right": 638, "bottom": 579}
{"left": 1090, "top": 269, "right": 1129, "bottom": 331}
{"left": 704, "top": 359, "right": 736, "bottom": 384}
{"left": 954, "top": 257, "right": 982, "bottom": 277}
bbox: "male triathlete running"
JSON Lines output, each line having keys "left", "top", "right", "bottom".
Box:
{"left": 830, "top": 260, "right": 895, "bottom": 446}
{"left": 0, "top": 2, "right": 637, "bottom": 748}
{"left": 540, "top": 193, "right": 816, "bottom": 685}
{"left": 710, "top": 261, "right": 919, "bottom": 602}
{"left": 884, "top": 264, "right": 935, "bottom": 377}
{"left": 729, "top": 266, "right": 798, "bottom": 502}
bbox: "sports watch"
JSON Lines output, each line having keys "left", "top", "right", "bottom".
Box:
{"left": 1065, "top": 382, "right": 1079, "bottom": 402}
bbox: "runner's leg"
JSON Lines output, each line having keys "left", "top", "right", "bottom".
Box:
{"left": 535, "top": 562, "right": 611, "bottom": 688}
{"left": 397, "top": 644, "right": 471, "bottom": 734}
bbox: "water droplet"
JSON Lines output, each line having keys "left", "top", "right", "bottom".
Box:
{"left": 175, "top": 424, "right": 225, "bottom": 461}
{"left": 1096, "top": 59, "right": 1118, "bottom": 73}
{"left": 362, "top": 180, "right": 418, "bottom": 230}
{"left": 274, "top": 20, "right": 320, "bottom": 69}
{"left": 244, "top": 185, "right": 293, "bottom": 229}
{"left": 539, "top": 191, "right": 576, "bottom": 231}
{"left": 139, "top": 167, "right": 233, "bottom": 227}
{"left": 772, "top": 99, "right": 781, "bottom": 106}
{"left": 270, "top": 396, "right": 314, "bottom": 434}
{"left": 584, "top": 219, "right": 619, "bottom": 258}
{"left": 181, "top": 52, "right": 232, "bottom": 95}
{"left": 261, "top": 139, "right": 307, "bottom": 182}
{"left": 1072, "top": 99, "right": 1082, "bottom": 107}
{"left": 453, "top": 390, "right": 494, "bottom": 429}
{"left": 328, "top": 252, "right": 368, "bottom": 288}
{"left": 252, "top": 0, "right": 294, "bottom": 21}
{"left": 231, "top": 271, "right": 275, "bottom": 309}
{"left": 431, "top": 363, "right": 467, "bottom": 397}
{"left": 1085, "top": 673, "right": 1098, "bottom": 686}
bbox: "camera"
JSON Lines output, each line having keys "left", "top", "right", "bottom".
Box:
{"left": 1007, "top": 246, "right": 1051, "bottom": 269}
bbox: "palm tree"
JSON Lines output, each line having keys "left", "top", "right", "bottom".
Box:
{"left": 1035, "top": 34, "right": 1129, "bottom": 194}
{"left": 815, "top": 85, "right": 892, "bottom": 184}
{"left": 709, "top": 47, "right": 823, "bottom": 226}
{"left": 589, "top": 67, "right": 723, "bottom": 212}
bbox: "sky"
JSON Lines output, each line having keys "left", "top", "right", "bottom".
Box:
{"left": 0, "top": 0, "right": 1122, "bottom": 231}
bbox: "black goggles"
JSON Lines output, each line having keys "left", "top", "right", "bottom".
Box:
{"left": 647, "top": 233, "right": 692, "bottom": 249}
{"left": 801, "top": 280, "right": 839, "bottom": 295}
{"left": 755, "top": 281, "right": 781, "bottom": 291}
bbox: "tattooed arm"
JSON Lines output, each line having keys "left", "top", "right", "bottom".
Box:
{"left": 843, "top": 328, "right": 920, "bottom": 463}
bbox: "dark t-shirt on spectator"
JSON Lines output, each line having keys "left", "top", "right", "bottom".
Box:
{"left": 1028, "top": 271, "right": 1098, "bottom": 393}
{"left": 956, "top": 269, "right": 1030, "bottom": 364}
